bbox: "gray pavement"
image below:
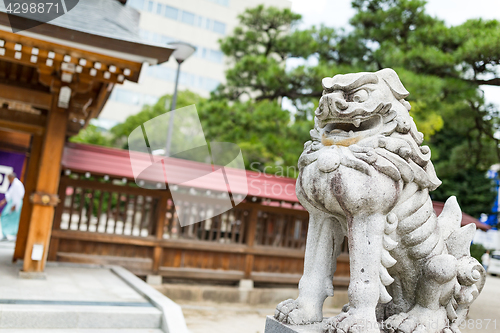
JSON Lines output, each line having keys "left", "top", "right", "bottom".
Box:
{"left": 0, "top": 242, "right": 164, "bottom": 330}
{"left": 0, "top": 242, "right": 147, "bottom": 304}
{"left": 462, "top": 274, "right": 500, "bottom": 333}
{"left": 1, "top": 240, "right": 498, "bottom": 332}
{"left": 180, "top": 276, "right": 500, "bottom": 333}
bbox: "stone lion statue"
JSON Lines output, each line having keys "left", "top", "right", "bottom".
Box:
{"left": 273, "top": 69, "right": 485, "bottom": 333}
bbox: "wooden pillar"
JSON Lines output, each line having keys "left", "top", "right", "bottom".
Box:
{"left": 13, "top": 134, "right": 44, "bottom": 262}
{"left": 22, "top": 97, "right": 68, "bottom": 273}
{"left": 244, "top": 207, "right": 259, "bottom": 279}
{"left": 152, "top": 193, "right": 169, "bottom": 274}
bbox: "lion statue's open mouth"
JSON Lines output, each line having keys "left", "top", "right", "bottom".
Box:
{"left": 322, "top": 114, "right": 383, "bottom": 138}
{"left": 273, "top": 69, "right": 485, "bottom": 333}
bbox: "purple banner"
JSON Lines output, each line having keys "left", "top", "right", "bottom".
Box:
{"left": 0, "top": 151, "right": 26, "bottom": 206}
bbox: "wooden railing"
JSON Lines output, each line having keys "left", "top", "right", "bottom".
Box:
{"left": 49, "top": 174, "right": 350, "bottom": 286}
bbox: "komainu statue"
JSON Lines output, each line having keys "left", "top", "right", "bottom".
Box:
{"left": 273, "top": 69, "right": 485, "bottom": 333}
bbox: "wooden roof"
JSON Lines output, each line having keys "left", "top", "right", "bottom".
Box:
{"left": 62, "top": 143, "right": 300, "bottom": 204}
{"left": 0, "top": 0, "right": 174, "bottom": 64}
{"left": 0, "top": 0, "right": 175, "bottom": 135}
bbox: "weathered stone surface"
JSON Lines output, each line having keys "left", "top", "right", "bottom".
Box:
{"left": 270, "top": 69, "right": 486, "bottom": 333}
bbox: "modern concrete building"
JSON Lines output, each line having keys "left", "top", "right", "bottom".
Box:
{"left": 98, "top": 0, "right": 291, "bottom": 126}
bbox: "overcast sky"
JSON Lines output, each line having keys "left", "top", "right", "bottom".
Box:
{"left": 289, "top": 0, "right": 500, "bottom": 106}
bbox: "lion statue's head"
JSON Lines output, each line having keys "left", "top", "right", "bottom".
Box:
{"left": 299, "top": 68, "right": 441, "bottom": 191}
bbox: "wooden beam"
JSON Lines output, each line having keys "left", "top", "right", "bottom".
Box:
{"left": 0, "top": 129, "right": 31, "bottom": 153}
{"left": 0, "top": 14, "right": 172, "bottom": 68}
{"left": 0, "top": 29, "right": 144, "bottom": 83}
{"left": 0, "top": 83, "right": 52, "bottom": 110}
{"left": 158, "top": 267, "right": 245, "bottom": 281}
{"left": 86, "top": 82, "right": 113, "bottom": 123}
{"left": 13, "top": 134, "right": 43, "bottom": 261}
{"left": 0, "top": 107, "right": 46, "bottom": 135}
{"left": 0, "top": 106, "right": 84, "bottom": 137}
{"left": 66, "top": 120, "right": 83, "bottom": 137}
{"left": 238, "top": 202, "right": 309, "bottom": 217}
{"left": 22, "top": 94, "right": 69, "bottom": 273}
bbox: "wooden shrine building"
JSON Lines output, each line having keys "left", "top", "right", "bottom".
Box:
{"left": 0, "top": 0, "right": 174, "bottom": 275}
{"left": 43, "top": 143, "right": 489, "bottom": 286}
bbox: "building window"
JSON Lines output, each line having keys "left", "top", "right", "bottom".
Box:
{"left": 144, "top": 66, "right": 220, "bottom": 92}
{"left": 181, "top": 11, "right": 195, "bottom": 25}
{"left": 156, "top": 3, "right": 164, "bottom": 15}
{"left": 164, "top": 6, "right": 178, "bottom": 20}
{"left": 207, "top": 0, "right": 229, "bottom": 6}
{"left": 127, "top": 0, "right": 144, "bottom": 10}
{"left": 213, "top": 21, "right": 226, "bottom": 34}
{"left": 146, "top": 0, "right": 154, "bottom": 12}
{"left": 205, "top": 18, "right": 212, "bottom": 30}
{"left": 208, "top": 50, "right": 223, "bottom": 63}
{"left": 110, "top": 88, "right": 159, "bottom": 106}
{"left": 195, "top": 16, "right": 204, "bottom": 27}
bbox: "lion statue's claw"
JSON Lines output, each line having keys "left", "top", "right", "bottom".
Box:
{"left": 383, "top": 312, "right": 438, "bottom": 333}
{"left": 324, "top": 311, "right": 379, "bottom": 333}
{"left": 274, "top": 298, "right": 322, "bottom": 325}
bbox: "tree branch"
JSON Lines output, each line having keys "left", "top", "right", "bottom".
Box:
{"left": 471, "top": 78, "right": 500, "bottom": 86}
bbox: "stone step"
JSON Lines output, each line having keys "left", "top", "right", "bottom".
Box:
{"left": 0, "top": 305, "right": 162, "bottom": 329}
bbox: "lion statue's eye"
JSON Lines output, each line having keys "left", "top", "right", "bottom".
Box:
{"left": 351, "top": 89, "right": 369, "bottom": 103}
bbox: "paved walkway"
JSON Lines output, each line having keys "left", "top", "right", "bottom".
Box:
{"left": 0, "top": 242, "right": 166, "bottom": 331}
{"left": 180, "top": 276, "right": 500, "bottom": 333}
{"left": 1, "top": 240, "right": 498, "bottom": 332}
{"left": 0, "top": 242, "right": 148, "bottom": 305}
{"left": 463, "top": 274, "right": 500, "bottom": 333}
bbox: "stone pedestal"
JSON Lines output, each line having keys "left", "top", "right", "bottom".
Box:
{"left": 265, "top": 316, "right": 326, "bottom": 333}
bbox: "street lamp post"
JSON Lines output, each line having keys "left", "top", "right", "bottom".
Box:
{"left": 165, "top": 42, "right": 196, "bottom": 157}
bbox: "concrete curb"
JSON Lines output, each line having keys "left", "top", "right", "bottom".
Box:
{"left": 154, "top": 283, "right": 349, "bottom": 309}
{"left": 110, "top": 266, "right": 190, "bottom": 333}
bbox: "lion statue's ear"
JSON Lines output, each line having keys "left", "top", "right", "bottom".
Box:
{"left": 322, "top": 77, "right": 335, "bottom": 91}
{"left": 377, "top": 68, "right": 409, "bottom": 100}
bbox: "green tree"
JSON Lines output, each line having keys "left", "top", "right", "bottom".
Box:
{"left": 215, "top": 1, "right": 499, "bottom": 216}
{"left": 70, "top": 124, "right": 113, "bottom": 147}
{"left": 198, "top": 99, "right": 308, "bottom": 174}
{"left": 111, "top": 90, "right": 205, "bottom": 149}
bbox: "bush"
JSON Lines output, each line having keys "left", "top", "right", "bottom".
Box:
{"left": 470, "top": 243, "right": 487, "bottom": 263}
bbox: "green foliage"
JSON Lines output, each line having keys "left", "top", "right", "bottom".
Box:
{"left": 470, "top": 243, "right": 487, "bottom": 263}
{"left": 431, "top": 167, "right": 495, "bottom": 218}
{"left": 111, "top": 90, "right": 205, "bottom": 149}
{"left": 69, "top": 124, "right": 113, "bottom": 147}
{"left": 214, "top": 2, "right": 499, "bottom": 216}
{"left": 198, "top": 99, "right": 309, "bottom": 174}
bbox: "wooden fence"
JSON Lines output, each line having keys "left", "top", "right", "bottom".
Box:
{"left": 49, "top": 174, "right": 350, "bottom": 286}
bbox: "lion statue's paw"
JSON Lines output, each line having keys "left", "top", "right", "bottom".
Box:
{"left": 383, "top": 312, "right": 430, "bottom": 333}
{"left": 274, "top": 298, "right": 323, "bottom": 325}
{"left": 384, "top": 305, "right": 451, "bottom": 333}
{"left": 323, "top": 311, "right": 379, "bottom": 333}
